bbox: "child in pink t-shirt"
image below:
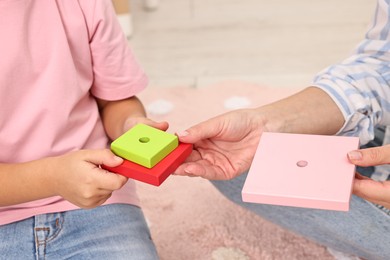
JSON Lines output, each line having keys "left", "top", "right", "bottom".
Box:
{"left": 0, "top": 0, "right": 164, "bottom": 258}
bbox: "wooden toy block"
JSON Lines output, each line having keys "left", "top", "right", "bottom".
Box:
{"left": 111, "top": 124, "right": 178, "bottom": 168}
{"left": 242, "top": 132, "right": 360, "bottom": 211}
{"left": 103, "top": 142, "right": 193, "bottom": 186}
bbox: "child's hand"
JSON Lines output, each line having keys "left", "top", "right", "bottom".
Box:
{"left": 50, "top": 149, "right": 128, "bottom": 209}
{"left": 97, "top": 96, "right": 169, "bottom": 140}
{"left": 123, "top": 116, "right": 169, "bottom": 133}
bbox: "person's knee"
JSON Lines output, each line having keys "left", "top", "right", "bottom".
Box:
{"left": 210, "top": 172, "right": 248, "bottom": 204}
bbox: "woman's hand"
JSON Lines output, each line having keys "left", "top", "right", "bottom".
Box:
{"left": 175, "top": 109, "right": 266, "bottom": 180}
{"left": 348, "top": 145, "right": 390, "bottom": 209}
{"left": 174, "top": 87, "right": 345, "bottom": 180}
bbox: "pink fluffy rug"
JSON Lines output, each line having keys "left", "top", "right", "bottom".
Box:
{"left": 136, "top": 81, "right": 335, "bottom": 260}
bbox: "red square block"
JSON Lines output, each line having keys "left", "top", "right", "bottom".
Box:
{"left": 102, "top": 143, "right": 192, "bottom": 186}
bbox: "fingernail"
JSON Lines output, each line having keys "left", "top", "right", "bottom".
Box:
{"left": 348, "top": 150, "right": 362, "bottom": 160}
{"left": 177, "top": 130, "right": 189, "bottom": 137}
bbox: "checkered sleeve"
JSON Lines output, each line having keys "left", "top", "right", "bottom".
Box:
{"left": 312, "top": 0, "right": 390, "bottom": 145}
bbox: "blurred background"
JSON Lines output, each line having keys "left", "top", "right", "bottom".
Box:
{"left": 125, "top": 0, "right": 375, "bottom": 89}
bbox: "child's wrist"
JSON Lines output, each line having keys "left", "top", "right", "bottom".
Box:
{"left": 39, "top": 156, "right": 61, "bottom": 197}
{"left": 122, "top": 116, "right": 146, "bottom": 133}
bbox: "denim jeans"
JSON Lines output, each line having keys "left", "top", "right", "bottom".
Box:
{"left": 211, "top": 173, "right": 390, "bottom": 260}
{"left": 0, "top": 204, "right": 159, "bottom": 260}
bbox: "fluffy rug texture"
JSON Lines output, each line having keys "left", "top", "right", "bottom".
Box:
{"left": 136, "top": 81, "right": 336, "bottom": 260}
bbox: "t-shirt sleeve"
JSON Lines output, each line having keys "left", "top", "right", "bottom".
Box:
{"left": 82, "top": 0, "right": 148, "bottom": 100}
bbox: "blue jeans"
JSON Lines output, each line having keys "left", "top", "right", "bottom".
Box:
{"left": 211, "top": 172, "right": 390, "bottom": 260}
{"left": 0, "top": 204, "right": 159, "bottom": 260}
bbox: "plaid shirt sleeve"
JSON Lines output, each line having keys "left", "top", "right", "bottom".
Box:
{"left": 312, "top": 0, "right": 390, "bottom": 145}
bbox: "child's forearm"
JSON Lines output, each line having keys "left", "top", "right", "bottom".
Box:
{"left": 0, "top": 158, "right": 56, "bottom": 206}
{"left": 98, "top": 96, "right": 147, "bottom": 140}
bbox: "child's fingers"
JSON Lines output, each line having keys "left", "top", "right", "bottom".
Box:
{"left": 123, "top": 117, "right": 169, "bottom": 132}
{"left": 77, "top": 150, "right": 128, "bottom": 190}
{"left": 82, "top": 149, "right": 123, "bottom": 168}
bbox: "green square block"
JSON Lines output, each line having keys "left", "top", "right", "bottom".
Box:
{"left": 111, "top": 124, "right": 178, "bottom": 168}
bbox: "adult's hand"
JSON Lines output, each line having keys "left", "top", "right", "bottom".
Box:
{"left": 348, "top": 145, "right": 390, "bottom": 209}
{"left": 175, "top": 87, "right": 344, "bottom": 180}
{"left": 175, "top": 109, "right": 266, "bottom": 180}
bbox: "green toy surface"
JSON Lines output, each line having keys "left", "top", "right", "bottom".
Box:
{"left": 111, "top": 124, "right": 178, "bottom": 168}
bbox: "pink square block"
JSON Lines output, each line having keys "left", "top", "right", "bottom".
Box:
{"left": 242, "top": 132, "right": 359, "bottom": 211}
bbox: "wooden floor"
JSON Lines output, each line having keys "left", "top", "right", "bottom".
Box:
{"left": 129, "top": 0, "right": 375, "bottom": 89}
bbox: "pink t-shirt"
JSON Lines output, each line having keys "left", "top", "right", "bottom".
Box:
{"left": 0, "top": 0, "right": 147, "bottom": 225}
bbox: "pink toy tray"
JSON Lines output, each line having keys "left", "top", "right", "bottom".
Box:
{"left": 242, "top": 132, "right": 359, "bottom": 211}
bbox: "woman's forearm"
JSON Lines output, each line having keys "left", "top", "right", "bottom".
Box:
{"left": 259, "top": 87, "right": 345, "bottom": 135}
